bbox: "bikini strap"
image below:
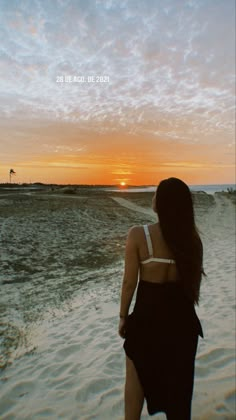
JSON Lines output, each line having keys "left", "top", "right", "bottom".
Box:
{"left": 143, "top": 225, "right": 153, "bottom": 257}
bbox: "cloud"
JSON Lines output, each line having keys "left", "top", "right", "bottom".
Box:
{"left": 0, "top": 0, "right": 235, "bottom": 184}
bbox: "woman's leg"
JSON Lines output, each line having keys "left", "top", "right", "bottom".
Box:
{"left": 125, "top": 356, "right": 144, "bottom": 420}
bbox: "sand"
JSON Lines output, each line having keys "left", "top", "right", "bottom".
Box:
{"left": 0, "top": 188, "right": 235, "bottom": 419}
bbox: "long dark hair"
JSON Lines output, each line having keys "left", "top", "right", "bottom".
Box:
{"left": 155, "top": 177, "right": 205, "bottom": 304}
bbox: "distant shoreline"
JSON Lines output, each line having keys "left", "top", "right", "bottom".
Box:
{"left": 0, "top": 182, "right": 235, "bottom": 188}
{"left": 0, "top": 182, "right": 235, "bottom": 195}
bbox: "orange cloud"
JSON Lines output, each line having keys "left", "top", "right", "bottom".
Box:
{"left": 0, "top": 117, "right": 234, "bottom": 185}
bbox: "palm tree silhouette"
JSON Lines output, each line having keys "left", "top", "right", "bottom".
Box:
{"left": 9, "top": 169, "right": 16, "bottom": 183}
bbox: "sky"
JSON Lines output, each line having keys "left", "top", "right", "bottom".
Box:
{"left": 0, "top": 0, "right": 235, "bottom": 185}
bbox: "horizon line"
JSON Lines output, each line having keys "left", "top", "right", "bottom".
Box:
{"left": 0, "top": 182, "right": 235, "bottom": 188}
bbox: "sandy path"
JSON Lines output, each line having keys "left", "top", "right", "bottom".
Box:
{"left": 111, "top": 196, "right": 155, "bottom": 218}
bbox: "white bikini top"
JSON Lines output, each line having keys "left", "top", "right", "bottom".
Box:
{"left": 141, "top": 225, "right": 176, "bottom": 265}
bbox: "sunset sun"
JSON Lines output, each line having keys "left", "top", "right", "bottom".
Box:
{"left": 120, "top": 182, "right": 126, "bottom": 187}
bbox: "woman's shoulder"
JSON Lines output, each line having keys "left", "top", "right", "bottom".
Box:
{"left": 127, "top": 225, "right": 144, "bottom": 237}
{"left": 128, "top": 223, "right": 159, "bottom": 234}
{"left": 127, "top": 223, "right": 159, "bottom": 240}
{"left": 127, "top": 225, "right": 147, "bottom": 242}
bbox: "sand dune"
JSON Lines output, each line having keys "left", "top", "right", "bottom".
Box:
{"left": 0, "top": 190, "right": 235, "bottom": 419}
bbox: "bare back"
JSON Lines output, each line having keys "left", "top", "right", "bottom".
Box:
{"left": 137, "top": 223, "right": 178, "bottom": 284}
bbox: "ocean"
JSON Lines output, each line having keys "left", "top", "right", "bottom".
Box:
{"left": 106, "top": 183, "right": 235, "bottom": 195}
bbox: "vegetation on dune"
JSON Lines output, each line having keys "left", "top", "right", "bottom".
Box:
{"left": 226, "top": 187, "right": 236, "bottom": 194}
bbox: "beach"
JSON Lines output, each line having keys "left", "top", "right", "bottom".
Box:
{"left": 0, "top": 187, "right": 235, "bottom": 419}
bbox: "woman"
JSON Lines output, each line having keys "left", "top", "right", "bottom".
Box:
{"left": 119, "top": 178, "right": 204, "bottom": 420}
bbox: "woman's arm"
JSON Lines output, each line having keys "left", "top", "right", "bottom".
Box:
{"left": 119, "top": 226, "right": 140, "bottom": 319}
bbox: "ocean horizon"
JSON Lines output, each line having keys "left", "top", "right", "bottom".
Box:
{"left": 106, "top": 183, "right": 235, "bottom": 195}
{"left": 0, "top": 182, "right": 235, "bottom": 196}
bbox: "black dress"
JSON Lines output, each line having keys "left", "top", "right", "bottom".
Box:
{"left": 124, "top": 280, "right": 203, "bottom": 419}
